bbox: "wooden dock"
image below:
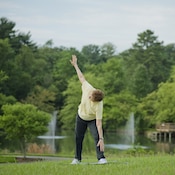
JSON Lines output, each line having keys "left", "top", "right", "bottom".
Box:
{"left": 149, "top": 123, "right": 175, "bottom": 142}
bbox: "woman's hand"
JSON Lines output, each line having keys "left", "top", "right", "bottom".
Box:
{"left": 70, "top": 55, "right": 77, "bottom": 66}
{"left": 97, "top": 139, "right": 105, "bottom": 152}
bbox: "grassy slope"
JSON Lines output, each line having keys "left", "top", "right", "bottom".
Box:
{"left": 0, "top": 154, "right": 175, "bottom": 175}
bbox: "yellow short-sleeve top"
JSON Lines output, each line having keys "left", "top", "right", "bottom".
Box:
{"left": 78, "top": 81, "right": 103, "bottom": 121}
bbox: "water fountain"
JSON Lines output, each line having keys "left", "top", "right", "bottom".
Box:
{"left": 38, "top": 111, "right": 66, "bottom": 153}
{"left": 124, "top": 112, "right": 135, "bottom": 144}
{"left": 105, "top": 113, "right": 147, "bottom": 150}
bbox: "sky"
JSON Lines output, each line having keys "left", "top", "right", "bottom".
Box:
{"left": 0, "top": 0, "right": 175, "bottom": 53}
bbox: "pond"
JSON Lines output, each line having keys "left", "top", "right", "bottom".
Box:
{"left": 1, "top": 129, "right": 175, "bottom": 155}
{"left": 35, "top": 130, "right": 175, "bottom": 154}
{"left": 34, "top": 111, "right": 175, "bottom": 155}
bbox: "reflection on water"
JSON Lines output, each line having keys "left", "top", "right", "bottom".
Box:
{"left": 37, "top": 136, "right": 67, "bottom": 153}
{"left": 105, "top": 131, "right": 175, "bottom": 153}
{"left": 155, "top": 142, "right": 175, "bottom": 153}
{"left": 105, "top": 144, "right": 148, "bottom": 150}
{"left": 38, "top": 136, "right": 66, "bottom": 139}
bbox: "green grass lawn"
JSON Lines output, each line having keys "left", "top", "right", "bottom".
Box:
{"left": 0, "top": 154, "right": 175, "bottom": 175}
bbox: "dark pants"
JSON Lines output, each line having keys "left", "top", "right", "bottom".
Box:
{"left": 74, "top": 114, "right": 105, "bottom": 161}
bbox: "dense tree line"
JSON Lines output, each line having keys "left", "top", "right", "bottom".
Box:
{"left": 1, "top": 17, "right": 175, "bottom": 135}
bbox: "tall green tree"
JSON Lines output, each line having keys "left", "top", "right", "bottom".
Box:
{"left": 0, "top": 17, "right": 15, "bottom": 39}
{"left": 0, "top": 18, "right": 38, "bottom": 100}
{"left": 0, "top": 17, "right": 37, "bottom": 54}
{"left": 122, "top": 30, "right": 171, "bottom": 98}
{"left": 1, "top": 46, "right": 34, "bottom": 99}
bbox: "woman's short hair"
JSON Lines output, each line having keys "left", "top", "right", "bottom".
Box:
{"left": 91, "top": 89, "right": 104, "bottom": 102}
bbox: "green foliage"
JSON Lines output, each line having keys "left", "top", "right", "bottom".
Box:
{"left": 137, "top": 66, "right": 175, "bottom": 125}
{"left": 81, "top": 42, "right": 116, "bottom": 64}
{"left": 100, "top": 56, "right": 125, "bottom": 94}
{"left": 100, "top": 42, "right": 116, "bottom": 61}
{"left": 23, "top": 85, "right": 56, "bottom": 113}
{"left": 0, "top": 93, "right": 16, "bottom": 115}
{"left": 0, "top": 38, "right": 14, "bottom": 72}
{"left": 59, "top": 76, "right": 82, "bottom": 129}
{"left": 154, "top": 81, "right": 175, "bottom": 122}
{"left": 103, "top": 91, "right": 138, "bottom": 130}
{"left": 0, "top": 103, "right": 50, "bottom": 157}
{"left": 0, "top": 70, "right": 8, "bottom": 88}
{"left": 81, "top": 44, "right": 101, "bottom": 64}
{"left": 131, "top": 64, "right": 153, "bottom": 98}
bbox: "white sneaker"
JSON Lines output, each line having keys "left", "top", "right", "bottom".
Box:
{"left": 98, "top": 158, "right": 107, "bottom": 164}
{"left": 71, "top": 158, "right": 80, "bottom": 164}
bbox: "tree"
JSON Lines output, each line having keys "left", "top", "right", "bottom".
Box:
{"left": 133, "top": 30, "right": 163, "bottom": 49}
{"left": 137, "top": 66, "right": 175, "bottom": 127}
{"left": 131, "top": 64, "right": 153, "bottom": 98}
{"left": 23, "top": 85, "right": 56, "bottom": 113}
{"left": 0, "top": 19, "right": 38, "bottom": 100}
{"left": 81, "top": 44, "right": 101, "bottom": 64}
{"left": 0, "top": 93, "right": 17, "bottom": 144}
{"left": 1, "top": 44, "right": 43, "bottom": 100}
{"left": 0, "top": 103, "right": 50, "bottom": 157}
{"left": 0, "top": 17, "right": 37, "bottom": 54}
{"left": 0, "top": 17, "right": 15, "bottom": 39}
{"left": 153, "top": 66, "right": 175, "bottom": 123}
{"left": 100, "top": 57, "right": 125, "bottom": 95}
{"left": 100, "top": 42, "right": 116, "bottom": 62}
{"left": 122, "top": 30, "right": 171, "bottom": 98}
{"left": 81, "top": 43, "right": 116, "bottom": 64}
